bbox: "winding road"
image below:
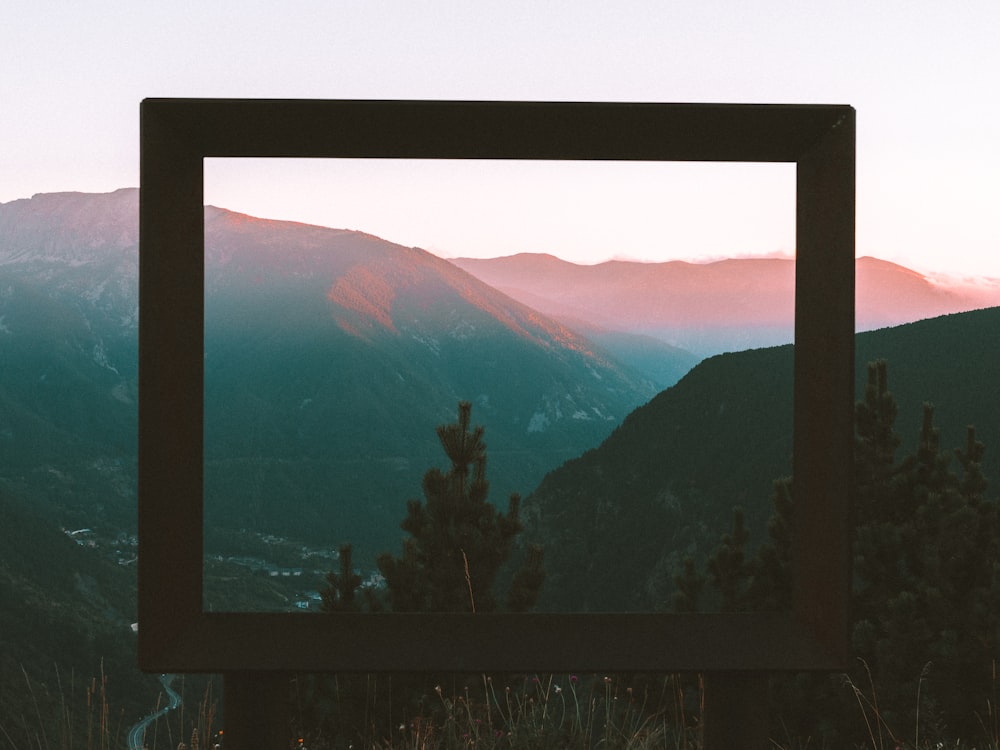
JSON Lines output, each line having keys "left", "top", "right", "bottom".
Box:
{"left": 127, "top": 674, "right": 182, "bottom": 750}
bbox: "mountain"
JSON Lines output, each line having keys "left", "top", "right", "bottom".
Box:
{"left": 198, "top": 204, "right": 658, "bottom": 558}
{"left": 0, "top": 189, "right": 657, "bottom": 566}
{"left": 450, "top": 253, "right": 1000, "bottom": 356}
{"left": 0, "top": 188, "right": 139, "bottom": 326}
{"left": 0, "top": 190, "right": 138, "bottom": 529}
{"left": 524, "top": 306, "right": 1000, "bottom": 613}
{"left": 5, "top": 187, "right": 998, "bottom": 596}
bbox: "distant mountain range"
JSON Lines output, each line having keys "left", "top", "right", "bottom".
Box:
{"left": 451, "top": 253, "right": 1000, "bottom": 356}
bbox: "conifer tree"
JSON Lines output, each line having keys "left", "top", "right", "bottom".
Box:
{"left": 745, "top": 477, "right": 793, "bottom": 612}
{"left": 854, "top": 360, "right": 900, "bottom": 494}
{"left": 320, "top": 543, "right": 367, "bottom": 613}
{"left": 706, "top": 507, "right": 750, "bottom": 611}
{"left": 955, "top": 425, "right": 988, "bottom": 503}
{"left": 672, "top": 557, "right": 705, "bottom": 613}
{"left": 847, "top": 368, "right": 1000, "bottom": 738}
{"left": 377, "top": 401, "right": 544, "bottom": 613}
{"left": 689, "top": 360, "right": 1000, "bottom": 743}
{"left": 506, "top": 543, "right": 546, "bottom": 612}
{"left": 319, "top": 402, "right": 544, "bottom": 615}
{"left": 312, "top": 404, "right": 545, "bottom": 745}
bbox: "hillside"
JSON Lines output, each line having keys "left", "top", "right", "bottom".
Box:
{"left": 1, "top": 190, "right": 657, "bottom": 567}
{"left": 525, "top": 306, "right": 1000, "bottom": 612}
{"left": 0, "top": 487, "right": 154, "bottom": 734}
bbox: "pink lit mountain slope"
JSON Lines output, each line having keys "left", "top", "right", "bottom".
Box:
{"left": 0, "top": 189, "right": 658, "bottom": 556}
{"left": 202, "top": 206, "right": 662, "bottom": 552}
{"left": 205, "top": 206, "right": 605, "bottom": 352}
{"left": 450, "top": 253, "right": 1000, "bottom": 356}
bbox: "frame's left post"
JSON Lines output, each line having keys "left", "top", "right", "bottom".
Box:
{"left": 138, "top": 98, "right": 208, "bottom": 669}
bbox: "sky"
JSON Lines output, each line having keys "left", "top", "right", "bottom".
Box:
{"left": 2, "top": 1, "right": 998, "bottom": 276}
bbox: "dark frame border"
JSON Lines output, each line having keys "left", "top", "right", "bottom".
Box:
{"left": 139, "top": 99, "right": 854, "bottom": 673}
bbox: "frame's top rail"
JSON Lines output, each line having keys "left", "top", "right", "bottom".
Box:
{"left": 141, "top": 98, "right": 853, "bottom": 162}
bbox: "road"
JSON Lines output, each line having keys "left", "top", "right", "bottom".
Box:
{"left": 127, "top": 674, "right": 182, "bottom": 750}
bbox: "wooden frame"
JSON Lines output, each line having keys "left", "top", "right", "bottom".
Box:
{"left": 139, "top": 99, "right": 854, "bottom": 674}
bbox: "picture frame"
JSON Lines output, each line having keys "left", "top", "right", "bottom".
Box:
{"left": 139, "top": 99, "right": 854, "bottom": 673}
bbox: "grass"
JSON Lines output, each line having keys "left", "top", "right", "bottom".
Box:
{"left": 837, "top": 659, "right": 1000, "bottom": 750}
{"left": 0, "top": 665, "right": 220, "bottom": 750}
{"left": 291, "top": 672, "right": 702, "bottom": 750}
{"left": 7, "top": 664, "right": 1000, "bottom": 749}
{"left": 288, "top": 667, "right": 1000, "bottom": 750}
{"left": 0, "top": 663, "right": 127, "bottom": 750}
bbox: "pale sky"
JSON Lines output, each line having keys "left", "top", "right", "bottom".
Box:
{"left": 3, "top": 1, "right": 998, "bottom": 276}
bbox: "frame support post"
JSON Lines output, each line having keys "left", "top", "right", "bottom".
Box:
{"left": 702, "top": 672, "right": 770, "bottom": 749}
{"left": 223, "top": 672, "right": 292, "bottom": 749}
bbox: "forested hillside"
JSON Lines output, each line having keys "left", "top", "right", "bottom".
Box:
{"left": 526, "top": 306, "right": 1000, "bottom": 612}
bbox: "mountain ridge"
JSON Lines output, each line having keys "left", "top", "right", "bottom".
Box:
{"left": 451, "top": 252, "right": 1000, "bottom": 355}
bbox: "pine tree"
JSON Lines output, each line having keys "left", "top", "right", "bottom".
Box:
{"left": 956, "top": 425, "right": 988, "bottom": 504}
{"left": 706, "top": 507, "right": 750, "bottom": 612}
{"left": 848, "top": 371, "right": 1000, "bottom": 738}
{"left": 320, "top": 543, "right": 367, "bottom": 613}
{"left": 702, "top": 479, "right": 794, "bottom": 614}
{"left": 506, "top": 543, "right": 546, "bottom": 612}
{"left": 854, "top": 360, "right": 900, "bottom": 487}
{"left": 376, "top": 401, "right": 544, "bottom": 613}
{"left": 672, "top": 556, "right": 705, "bottom": 613}
{"left": 690, "top": 360, "right": 1000, "bottom": 743}
{"left": 312, "top": 403, "right": 546, "bottom": 744}
{"left": 744, "top": 477, "right": 793, "bottom": 612}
